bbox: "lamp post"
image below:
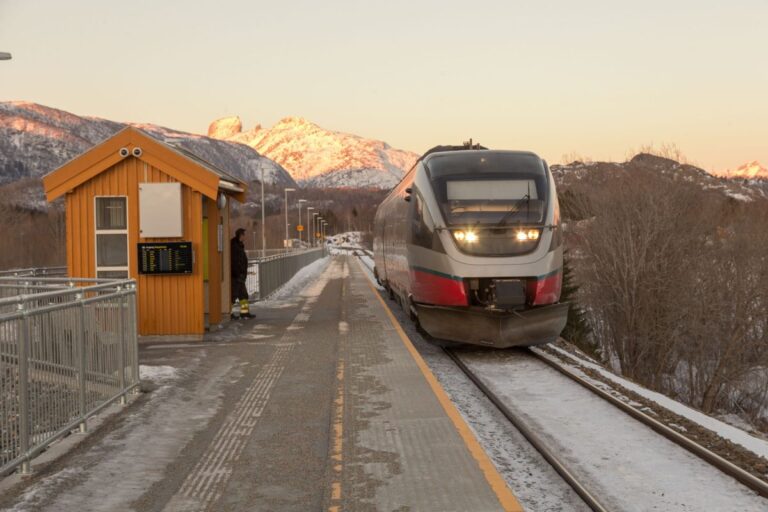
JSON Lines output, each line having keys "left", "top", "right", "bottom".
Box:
{"left": 312, "top": 212, "right": 319, "bottom": 247}
{"left": 322, "top": 221, "right": 327, "bottom": 245}
{"left": 260, "top": 164, "right": 266, "bottom": 258}
{"left": 0, "top": 52, "right": 11, "bottom": 61}
{"left": 297, "top": 199, "right": 307, "bottom": 245}
{"left": 284, "top": 187, "right": 295, "bottom": 247}
{"left": 306, "top": 207, "right": 315, "bottom": 248}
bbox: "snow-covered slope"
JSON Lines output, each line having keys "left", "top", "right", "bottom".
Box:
{"left": 209, "top": 116, "right": 418, "bottom": 189}
{"left": 0, "top": 102, "right": 297, "bottom": 189}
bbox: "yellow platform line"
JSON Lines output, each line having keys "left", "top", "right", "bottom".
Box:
{"left": 358, "top": 259, "right": 524, "bottom": 512}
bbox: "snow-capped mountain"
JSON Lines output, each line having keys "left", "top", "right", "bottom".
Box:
{"left": 552, "top": 154, "right": 768, "bottom": 202}
{"left": 208, "top": 116, "right": 419, "bottom": 189}
{"left": 721, "top": 161, "right": 768, "bottom": 180}
{"left": 0, "top": 102, "right": 297, "bottom": 189}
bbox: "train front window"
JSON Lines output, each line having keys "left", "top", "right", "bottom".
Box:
{"left": 444, "top": 179, "right": 544, "bottom": 226}
{"left": 425, "top": 151, "right": 549, "bottom": 256}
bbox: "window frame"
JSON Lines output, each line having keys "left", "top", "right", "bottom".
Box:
{"left": 94, "top": 195, "right": 129, "bottom": 279}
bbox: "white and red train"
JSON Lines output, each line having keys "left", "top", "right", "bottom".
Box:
{"left": 372, "top": 145, "right": 568, "bottom": 348}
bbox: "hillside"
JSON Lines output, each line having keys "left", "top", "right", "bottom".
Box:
{"left": 0, "top": 102, "right": 297, "bottom": 208}
{"left": 209, "top": 116, "right": 418, "bottom": 189}
{"left": 552, "top": 154, "right": 768, "bottom": 203}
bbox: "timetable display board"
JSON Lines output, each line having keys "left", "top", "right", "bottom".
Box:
{"left": 138, "top": 242, "right": 193, "bottom": 275}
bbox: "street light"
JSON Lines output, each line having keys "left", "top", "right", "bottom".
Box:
{"left": 297, "top": 199, "right": 307, "bottom": 245}
{"left": 306, "top": 207, "right": 315, "bottom": 247}
{"left": 259, "top": 163, "right": 266, "bottom": 258}
{"left": 312, "top": 212, "right": 319, "bottom": 247}
{"left": 0, "top": 52, "right": 11, "bottom": 61}
{"left": 284, "top": 187, "right": 295, "bottom": 247}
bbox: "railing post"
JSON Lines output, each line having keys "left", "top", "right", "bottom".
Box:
{"left": 77, "top": 295, "right": 87, "bottom": 434}
{"left": 117, "top": 288, "right": 126, "bottom": 405}
{"left": 17, "top": 301, "right": 31, "bottom": 475}
{"left": 129, "top": 284, "right": 139, "bottom": 390}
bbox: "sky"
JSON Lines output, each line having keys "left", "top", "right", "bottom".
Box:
{"left": 1, "top": 0, "right": 766, "bottom": 171}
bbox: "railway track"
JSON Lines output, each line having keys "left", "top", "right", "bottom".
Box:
{"left": 447, "top": 346, "right": 768, "bottom": 508}
{"left": 526, "top": 347, "right": 768, "bottom": 499}
{"left": 352, "top": 252, "right": 768, "bottom": 508}
{"left": 444, "top": 349, "right": 610, "bottom": 512}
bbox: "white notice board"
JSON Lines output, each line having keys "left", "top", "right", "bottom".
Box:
{"left": 139, "top": 183, "right": 183, "bottom": 238}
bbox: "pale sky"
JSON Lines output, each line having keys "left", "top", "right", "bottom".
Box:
{"left": 1, "top": 0, "right": 766, "bottom": 171}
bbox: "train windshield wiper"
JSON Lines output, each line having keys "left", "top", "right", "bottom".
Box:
{"left": 495, "top": 194, "right": 530, "bottom": 227}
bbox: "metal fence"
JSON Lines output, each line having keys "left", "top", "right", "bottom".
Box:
{"left": 0, "top": 276, "right": 139, "bottom": 476}
{"left": 0, "top": 267, "right": 67, "bottom": 278}
{"left": 246, "top": 248, "right": 325, "bottom": 300}
{"left": 245, "top": 248, "right": 305, "bottom": 260}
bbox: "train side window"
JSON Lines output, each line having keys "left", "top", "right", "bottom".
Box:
{"left": 410, "top": 192, "right": 434, "bottom": 249}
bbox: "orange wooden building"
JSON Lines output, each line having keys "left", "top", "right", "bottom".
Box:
{"left": 43, "top": 127, "right": 247, "bottom": 338}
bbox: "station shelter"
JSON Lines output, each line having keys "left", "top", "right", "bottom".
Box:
{"left": 43, "top": 127, "right": 247, "bottom": 337}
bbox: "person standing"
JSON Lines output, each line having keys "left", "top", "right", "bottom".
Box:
{"left": 230, "top": 228, "right": 253, "bottom": 319}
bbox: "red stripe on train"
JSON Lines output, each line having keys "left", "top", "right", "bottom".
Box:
{"left": 527, "top": 270, "right": 562, "bottom": 306}
{"left": 410, "top": 269, "right": 469, "bottom": 307}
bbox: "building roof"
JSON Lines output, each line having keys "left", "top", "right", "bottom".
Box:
{"left": 43, "top": 126, "right": 247, "bottom": 202}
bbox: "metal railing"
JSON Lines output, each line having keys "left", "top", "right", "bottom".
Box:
{"left": 0, "top": 276, "right": 139, "bottom": 476}
{"left": 245, "top": 248, "right": 305, "bottom": 259}
{"left": 246, "top": 248, "right": 325, "bottom": 300}
{"left": 0, "top": 267, "right": 67, "bottom": 278}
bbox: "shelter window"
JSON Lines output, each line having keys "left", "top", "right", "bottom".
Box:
{"left": 95, "top": 197, "right": 129, "bottom": 279}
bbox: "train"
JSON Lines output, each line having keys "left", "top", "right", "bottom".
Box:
{"left": 372, "top": 144, "right": 568, "bottom": 348}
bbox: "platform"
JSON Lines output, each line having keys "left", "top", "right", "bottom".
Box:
{"left": 0, "top": 255, "right": 521, "bottom": 512}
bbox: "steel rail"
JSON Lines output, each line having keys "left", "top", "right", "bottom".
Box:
{"left": 529, "top": 347, "right": 768, "bottom": 500}
{"left": 444, "top": 348, "right": 610, "bottom": 512}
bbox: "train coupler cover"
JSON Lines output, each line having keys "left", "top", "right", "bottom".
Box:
{"left": 416, "top": 302, "right": 569, "bottom": 348}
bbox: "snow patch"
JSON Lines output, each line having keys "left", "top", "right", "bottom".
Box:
{"left": 139, "top": 365, "right": 179, "bottom": 384}
{"left": 548, "top": 345, "right": 768, "bottom": 460}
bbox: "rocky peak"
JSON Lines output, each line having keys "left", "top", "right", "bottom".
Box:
{"left": 727, "top": 161, "right": 768, "bottom": 180}
{"left": 209, "top": 115, "right": 419, "bottom": 189}
{"left": 207, "top": 116, "right": 243, "bottom": 139}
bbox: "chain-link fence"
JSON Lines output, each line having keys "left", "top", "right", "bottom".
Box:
{"left": 0, "top": 276, "right": 139, "bottom": 476}
{"left": 246, "top": 248, "right": 325, "bottom": 300}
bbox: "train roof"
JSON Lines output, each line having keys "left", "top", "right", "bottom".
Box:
{"left": 422, "top": 148, "right": 542, "bottom": 164}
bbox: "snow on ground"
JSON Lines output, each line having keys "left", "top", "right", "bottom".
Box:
{"left": 359, "top": 254, "right": 375, "bottom": 270}
{"left": 260, "top": 255, "right": 330, "bottom": 304}
{"left": 7, "top": 468, "right": 80, "bottom": 512}
{"left": 724, "top": 190, "right": 753, "bottom": 202}
{"left": 463, "top": 351, "right": 768, "bottom": 511}
{"left": 545, "top": 344, "right": 768, "bottom": 460}
{"left": 138, "top": 365, "right": 179, "bottom": 384}
{"left": 4, "top": 354, "right": 239, "bottom": 512}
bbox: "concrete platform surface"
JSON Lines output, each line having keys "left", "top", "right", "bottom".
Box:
{"left": 0, "top": 256, "right": 521, "bottom": 512}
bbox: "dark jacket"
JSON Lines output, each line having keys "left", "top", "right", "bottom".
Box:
{"left": 231, "top": 237, "right": 248, "bottom": 278}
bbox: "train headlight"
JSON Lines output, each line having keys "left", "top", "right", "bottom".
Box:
{"left": 453, "top": 230, "right": 478, "bottom": 243}
{"left": 514, "top": 229, "right": 540, "bottom": 241}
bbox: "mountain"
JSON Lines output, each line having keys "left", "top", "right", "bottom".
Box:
{"left": 0, "top": 102, "right": 298, "bottom": 196}
{"left": 208, "top": 116, "right": 419, "bottom": 189}
{"left": 721, "top": 161, "right": 768, "bottom": 180}
{"left": 552, "top": 154, "right": 768, "bottom": 203}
